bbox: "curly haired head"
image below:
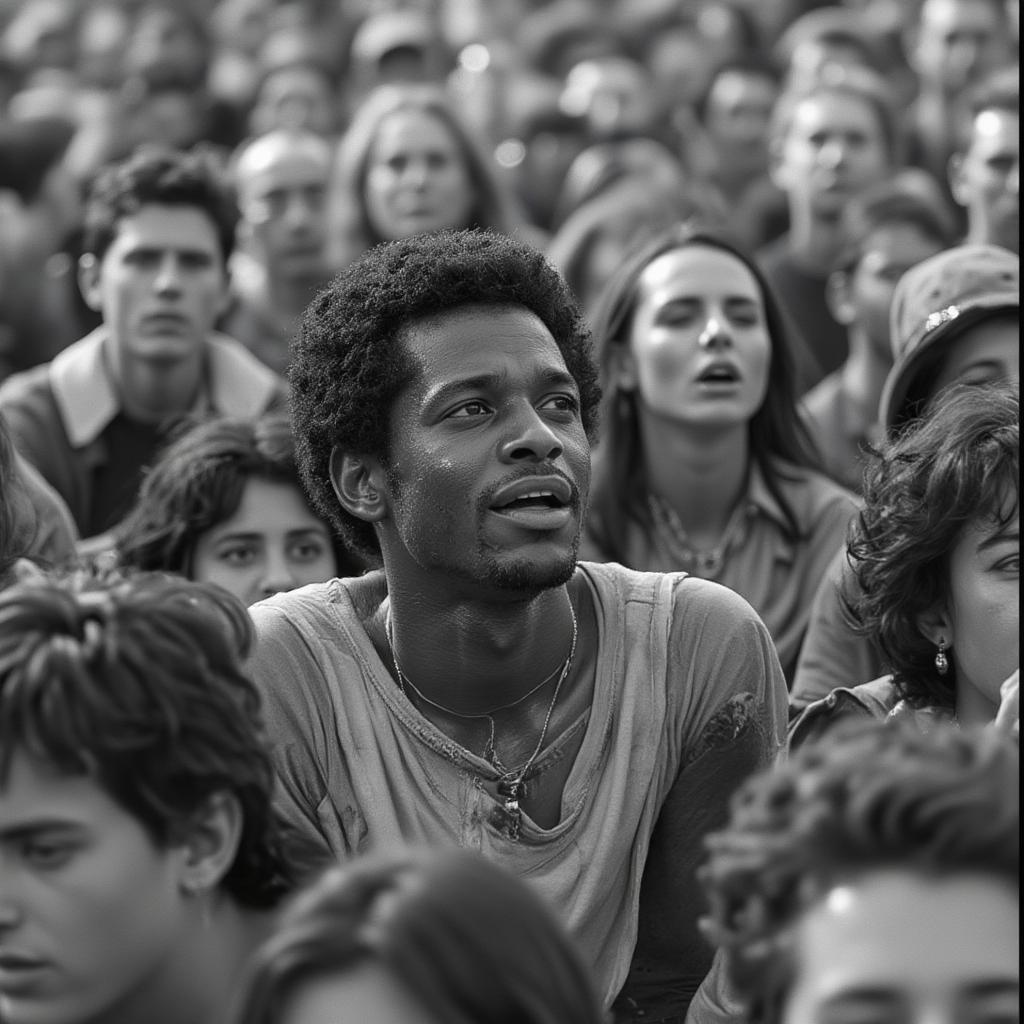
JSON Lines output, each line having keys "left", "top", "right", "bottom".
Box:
{"left": 116, "top": 412, "right": 365, "bottom": 579}
{"left": 699, "top": 717, "right": 1019, "bottom": 1021}
{"left": 0, "top": 571, "right": 297, "bottom": 908}
{"left": 288, "top": 228, "right": 601, "bottom": 557}
{"left": 82, "top": 144, "right": 239, "bottom": 264}
{"left": 233, "top": 847, "right": 605, "bottom": 1024}
{"left": 845, "top": 381, "right": 1018, "bottom": 709}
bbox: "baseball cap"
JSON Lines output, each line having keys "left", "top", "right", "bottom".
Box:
{"left": 879, "top": 244, "right": 1019, "bottom": 428}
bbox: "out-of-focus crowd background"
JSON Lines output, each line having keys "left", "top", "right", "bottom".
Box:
{"left": 0, "top": 0, "right": 1018, "bottom": 385}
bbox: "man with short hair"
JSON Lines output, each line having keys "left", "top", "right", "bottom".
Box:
{"left": 950, "top": 67, "right": 1019, "bottom": 253}
{"left": 222, "top": 128, "right": 334, "bottom": 374}
{"left": 0, "top": 571, "right": 299, "bottom": 1024}
{"left": 0, "top": 146, "right": 287, "bottom": 546}
{"left": 247, "top": 229, "right": 789, "bottom": 1020}
{"left": 758, "top": 65, "right": 900, "bottom": 393}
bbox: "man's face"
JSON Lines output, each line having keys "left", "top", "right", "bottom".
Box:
{"left": 0, "top": 752, "right": 190, "bottom": 1024}
{"left": 368, "top": 304, "right": 591, "bottom": 594}
{"left": 782, "top": 870, "right": 1019, "bottom": 1023}
{"left": 849, "top": 222, "right": 948, "bottom": 355}
{"left": 704, "top": 70, "right": 777, "bottom": 178}
{"left": 914, "top": 0, "right": 1008, "bottom": 93}
{"left": 80, "top": 203, "right": 229, "bottom": 366}
{"left": 774, "top": 91, "right": 892, "bottom": 220}
{"left": 239, "top": 144, "right": 331, "bottom": 281}
{"left": 952, "top": 108, "right": 1019, "bottom": 252}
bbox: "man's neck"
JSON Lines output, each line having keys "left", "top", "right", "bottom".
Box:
{"left": 96, "top": 900, "right": 273, "bottom": 1024}
{"left": 266, "top": 271, "right": 328, "bottom": 321}
{"left": 840, "top": 328, "right": 892, "bottom": 424}
{"left": 639, "top": 410, "right": 751, "bottom": 548}
{"left": 380, "top": 570, "right": 581, "bottom": 716}
{"left": 106, "top": 336, "right": 206, "bottom": 424}
{"left": 785, "top": 206, "right": 842, "bottom": 270}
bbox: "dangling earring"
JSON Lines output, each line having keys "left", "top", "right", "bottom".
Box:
{"left": 935, "top": 639, "right": 949, "bottom": 676}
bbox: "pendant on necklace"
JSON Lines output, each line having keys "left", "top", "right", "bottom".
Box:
{"left": 497, "top": 778, "right": 523, "bottom": 840}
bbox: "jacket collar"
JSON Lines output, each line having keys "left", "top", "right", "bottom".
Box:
{"left": 49, "top": 327, "right": 283, "bottom": 448}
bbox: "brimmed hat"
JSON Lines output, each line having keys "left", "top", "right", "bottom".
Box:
{"left": 879, "top": 244, "right": 1019, "bottom": 428}
{"left": 350, "top": 10, "right": 439, "bottom": 67}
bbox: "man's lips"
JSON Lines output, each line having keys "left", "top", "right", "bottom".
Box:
{"left": 489, "top": 474, "right": 573, "bottom": 510}
{"left": 140, "top": 313, "right": 189, "bottom": 330}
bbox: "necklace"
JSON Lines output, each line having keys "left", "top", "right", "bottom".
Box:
{"left": 386, "top": 597, "right": 579, "bottom": 841}
{"left": 647, "top": 492, "right": 751, "bottom": 577}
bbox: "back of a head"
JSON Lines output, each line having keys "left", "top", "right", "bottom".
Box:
{"left": 0, "top": 570, "right": 293, "bottom": 908}
{"left": 234, "top": 847, "right": 605, "bottom": 1024}
{"left": 700, "top": 717, "right": 1019, "bottom": 1015}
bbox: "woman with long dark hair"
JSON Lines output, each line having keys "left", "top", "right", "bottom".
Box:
{"left": 584, "top": 221, "right": 857, "bottom": 682}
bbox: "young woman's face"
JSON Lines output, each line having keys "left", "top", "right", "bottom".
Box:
{"left": 943, "top": 508, "right": 1020, "bottom": 719}
{"left": 623, "top": 244, "right": 772, "bottom": 430}
{"left": 363, "top": 109, "right": 476, "bottom": 241}
{"left": 191, "top": 477, "right": 338, "bottom": 607}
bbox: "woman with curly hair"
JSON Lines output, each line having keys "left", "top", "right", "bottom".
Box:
{"left": 116, "top": 412, "right": 370, "bottom": 606}
{"left": 232, "top": 848, "right": 606, "bottom": 1024}
{"left": 582, "top": 221, "right": 856, "bottom": 682}
{"left": 790, "top": 381, "right": 1019, "bottom": 748}
{"left": 691, "top": 717, "right": 1019, "bottom": 1023}
{"left": 325, "top": 83, "right": 531, "bottom": 270}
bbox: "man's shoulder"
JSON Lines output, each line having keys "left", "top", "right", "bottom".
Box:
{"left": 0, "top": 359, "right": 57, "bottom": 411}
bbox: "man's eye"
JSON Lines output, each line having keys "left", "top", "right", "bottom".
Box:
{"left": 449, "top": 401, "right": 491, "bottom": 418}
{"left": 23, "top": 841, "right": 75, "bottom": 869}
{"left": 540, "top": 394, "right": 579, "bottom": 413}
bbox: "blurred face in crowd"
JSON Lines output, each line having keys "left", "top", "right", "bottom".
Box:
{"left": 191, "top": 477, "right": 338, "bottom": 606}
{"left": 773, "top": 90, "right": 892, "bottom": 221}
{"left": 79, "top": 204, "right": 230, "bottom": 369}
{"left": 912, "top": 0, "right": 1009, "bottom": 94}
{"left": 364, "top": 109, "right": 475, "bottom": 241}
{"left": 279, "top": 963, "right": 427, "bottom": 1024}
{"left": 844, "top": 222, "right": 949, "bottom": 354}
{"left": 562, "top": 57, "right": 658, "bottom": 140}
{"left": 703, "top": 69, "right": 778, "bottom": 179}
{"left": 250, "top": 66, "right": 336, "bottom": 137}
{"left": 951, "top": 107, "right": 1020, "bottom": 253}
{"left": 781, "top": 870, "right": 1019, "bottom": 1024}
{"left": 237, "top": 134, "right": 332, "bottom": 281}
{"left": 623, "top": 245, "right": 771, "bottom": 430}
{"left": 0, "top": 752, "right": 193, "bottom": 1024}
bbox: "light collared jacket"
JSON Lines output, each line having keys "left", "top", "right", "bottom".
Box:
{"left": 0, "top": 327, "right": 287, "bottom": 538}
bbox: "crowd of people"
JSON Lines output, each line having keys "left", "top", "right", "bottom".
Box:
{"left": 0, "top": 1, "right": 1019, "bottom": 1023}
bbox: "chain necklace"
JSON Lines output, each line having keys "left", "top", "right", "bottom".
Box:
{"left": 386, "top": 598, "right": 579, "bottom": 840}
{"left": 647, "top": 492, "right": 751, "bottom": 577}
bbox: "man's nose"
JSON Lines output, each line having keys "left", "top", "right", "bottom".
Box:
{"left": 153, "top": 254, "right": 183, "bottom": 294}
{"left": 500, "top": 404, "right": 564, "bottom": 463}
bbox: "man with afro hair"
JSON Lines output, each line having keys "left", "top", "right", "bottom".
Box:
{"left": 247, "top": 228, "right": 789, "bottom": 1019}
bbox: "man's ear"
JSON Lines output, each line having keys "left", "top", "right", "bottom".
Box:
{"left": 78, "top": 253, "right": 103, "bottom": 311}
{"left": 767, "top": 135, "right": 791, "bottom": 193}
{"left": 176, "top": 791, "right": 244, "bottom": 896}
{"left": 825, "top": 270, "right": 856, "bottom": 326}
{"left": 948, "top": 151, "right": 969, "bottom": 208}
{"left": 329, "top": 447, "right": 388, "bottom": 524}
{"left": 916, "top": 602, "right": 953, "bottom": 649}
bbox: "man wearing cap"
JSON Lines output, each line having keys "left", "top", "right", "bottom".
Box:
{"left": 791, "top": 241, "right": 1020, "bottom": 710}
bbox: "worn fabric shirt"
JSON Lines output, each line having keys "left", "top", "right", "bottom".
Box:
{"left": 247, "top": 561, "right": 788, "bottom": 1013}
{"left": 582, "top": 462, "right": 858, "bottom": 686}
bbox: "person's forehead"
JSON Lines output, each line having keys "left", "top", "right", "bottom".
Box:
{"left": 399, "top": 303, "right": 565, "bottom": 372}
{"left": 923, "top": 0, "right": 1002, "bottom": 30}
{"left": 711, "top": 69, "right": 777, "bottom": 108}
{"left": 791, "top": 89, "right": 883, "bottom": 129}
{"left": 111, "top": 202, "right": 221, "bottom": 248}
{"left": 969, "top": 108, "right": 1020, "bottom": 148}
{"left": 241, "top": 151, "right": 330, "bottom": 199}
